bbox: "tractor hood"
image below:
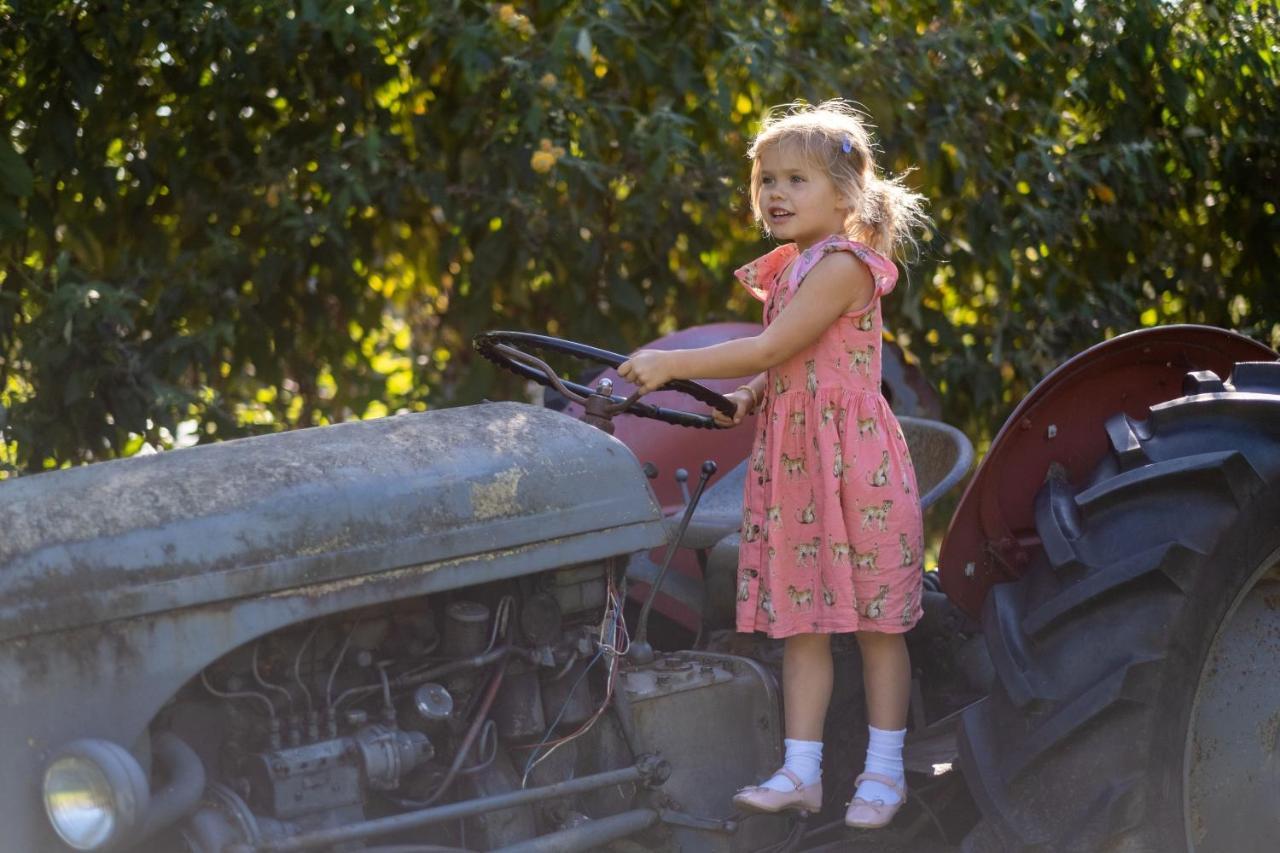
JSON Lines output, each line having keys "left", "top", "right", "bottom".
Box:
{"left": 0, "top": 403, "right": 664, "bottom": 642}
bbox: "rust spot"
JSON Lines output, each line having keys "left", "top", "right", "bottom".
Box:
{"left": 1260, "top": 711, "right": 1280, "bottom": 755}
{"left": 470, "top": 467, "right": 524, "bottom": 520}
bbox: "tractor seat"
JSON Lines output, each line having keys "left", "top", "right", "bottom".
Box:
{"left": 902, "top": 416, "right": 975, "bottom": 512}
{"left": 677, "top": 416, "right": 974, "bottom": 551}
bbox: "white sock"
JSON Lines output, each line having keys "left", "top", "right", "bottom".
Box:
{"left": 856, "top": 726, "right": 905, "bottom": 804}
{"left": 761, "top": 738, "right": 822, "bottom": 791}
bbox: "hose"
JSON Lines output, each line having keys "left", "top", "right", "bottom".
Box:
{"left": 133, "top": 733, "right": 207, "bottom": 843}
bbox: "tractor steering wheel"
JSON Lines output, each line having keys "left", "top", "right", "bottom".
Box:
{"left": 473, "top": 331, "right": 736, "bottom": 429}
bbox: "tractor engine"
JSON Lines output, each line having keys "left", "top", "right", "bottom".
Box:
{"left": 158, "top": 561, "right": 781, "bottom": 852}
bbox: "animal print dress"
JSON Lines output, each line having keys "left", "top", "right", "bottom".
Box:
{"left": 736, "top": 235, "right": 923, "bottom": 638}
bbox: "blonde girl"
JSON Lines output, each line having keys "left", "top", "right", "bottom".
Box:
{"left": 619, "top": 100, "right": 929, "bottom": 828}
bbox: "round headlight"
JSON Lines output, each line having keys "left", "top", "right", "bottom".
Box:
{"left": 43, "top": 739, "right": 148, "bottom": 851}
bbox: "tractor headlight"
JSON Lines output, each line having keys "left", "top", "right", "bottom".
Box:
{"left": 43, "top": 739, "right": 148, "bottom": 850}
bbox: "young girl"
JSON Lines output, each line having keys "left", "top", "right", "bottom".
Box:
{"left": 618, "top": 101, "right": 928, "bottom": 829}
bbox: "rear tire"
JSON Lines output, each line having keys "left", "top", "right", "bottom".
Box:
{"left": 958, "top": 361, "right": 1280, "bottom": 852}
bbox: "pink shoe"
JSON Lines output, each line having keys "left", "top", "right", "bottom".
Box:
{"left": 844, "top": 772, "right": 907, "bottom": 829}
{"left": 732, "top": 768, "right": 823, "bottom": 814}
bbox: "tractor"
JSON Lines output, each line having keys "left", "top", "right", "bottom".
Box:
{"left": 1, "top": 322, "right": 1276, "bottom": 853}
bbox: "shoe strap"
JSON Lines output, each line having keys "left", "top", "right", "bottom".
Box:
{"left": 777, "top": 767, "right": 805, "bottom": 791}
{"left": 854, "top": 771, "right": 905, "bottom": 799}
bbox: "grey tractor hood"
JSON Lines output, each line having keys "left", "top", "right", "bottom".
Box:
{"left": 0, "top": 403, "right": 665, "bottom": 642}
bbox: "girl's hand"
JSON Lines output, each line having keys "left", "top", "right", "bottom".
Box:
{"left": 617, "top": 349, "right": 678, "bottom": 395}
{"left": 713, "top": 388, "right": 755, "bottom": 428}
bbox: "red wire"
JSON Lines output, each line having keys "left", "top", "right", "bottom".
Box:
{"left": 514, "top": 572, "right": 627, "bottom": 754}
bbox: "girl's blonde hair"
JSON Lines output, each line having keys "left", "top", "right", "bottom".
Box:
{"left": 748, "top": 100, "right": 929, "bottom": 260}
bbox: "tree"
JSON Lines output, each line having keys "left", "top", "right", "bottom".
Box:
{"left": 2, "top": 0, "right": 1276, "bottom": 474}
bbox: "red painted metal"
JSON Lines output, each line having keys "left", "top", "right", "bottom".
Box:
{"left": 564, "top": 323, "right": 762, "bottom": 633}
{"left": 939, "top": 325, "right": 1277, "bottom": 619}
{"left": 565, "top": 322, "right": 764, "bottom": 511}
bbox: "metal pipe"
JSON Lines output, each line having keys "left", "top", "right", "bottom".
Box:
{"left": 330, "top": 645, "right": 514, "bottom": 716}
{"left": 252, "top": 642, "right": 295, "bottom": 713}
{"left": 408, "top": 659, "right": 508, "bottom": 809}
{"left": 493, "top": 809, "right": 659, "bottom": 853}
{"left": 201, "top": 671, "right": 281, "bottom": 748}
{"left": 292, "top": 623, "right": 320, "bottom": 714}
{"left": 324, "top": 621, "right": 360, "bottom": 711}
{"left": 258, "top": 764, "right": 647, "bottom": 851}
{"left": 396, "top": 645, "right": 511, "bottom": 688}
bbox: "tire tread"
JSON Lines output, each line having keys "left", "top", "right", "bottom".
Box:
{"left": 959, "top": 363, "right": 1280, "bottom": 852}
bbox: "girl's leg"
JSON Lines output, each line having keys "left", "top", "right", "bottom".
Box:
{"left": 757, "top": 632, "right": 832, "bottom": 792}
{"left": 854, "top": 631, "right": 911, "bottom": 809}
{"left": 783, "top": 632, "right": 834, "bottom": 739}
{"left": 856, "top": 630, "right": 910, "bottom": 729}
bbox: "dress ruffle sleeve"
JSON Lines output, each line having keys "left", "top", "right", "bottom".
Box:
{"left": 733, "top": 243, "right": 798, "bottom": 302}
{"left": 804, "top": 238, "right": 900, "bottom": 300}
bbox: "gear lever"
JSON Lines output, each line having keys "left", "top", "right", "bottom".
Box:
{"left": 628, "top": 459, "right": 717, "bottom": 664}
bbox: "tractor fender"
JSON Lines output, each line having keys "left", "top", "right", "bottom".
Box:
{"left": 939, "top": 325, "right": 1276, "bottom": 618}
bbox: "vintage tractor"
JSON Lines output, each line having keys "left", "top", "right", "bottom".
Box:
{"left": 1, "top": 323, "right": 1276, "bottom": 853}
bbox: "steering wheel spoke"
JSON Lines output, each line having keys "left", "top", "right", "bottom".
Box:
{"left": 474, "top": 331, "right": 735, "bottom": 429}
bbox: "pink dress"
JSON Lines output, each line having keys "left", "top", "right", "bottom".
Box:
{"left": 735, "top": 235, "right": 924, "bottom": 638}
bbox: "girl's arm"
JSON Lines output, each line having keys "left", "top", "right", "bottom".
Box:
{"left": 619, "top": 253, "right": 874, "bottom": 393}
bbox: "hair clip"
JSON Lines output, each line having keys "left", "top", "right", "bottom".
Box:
{"left": 841, "top": 135, "right": 853, "bottom": 154}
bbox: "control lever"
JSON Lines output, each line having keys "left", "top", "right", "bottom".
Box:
{"left": 674, "top": 467, "right": 691, "bottom": 505}
{"left": 628, "top": 459, "right": 717, "bottom": 664}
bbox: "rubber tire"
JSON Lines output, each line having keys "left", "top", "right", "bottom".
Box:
{"left": 957, "top": 360, "right": 1280, "bottom": 852}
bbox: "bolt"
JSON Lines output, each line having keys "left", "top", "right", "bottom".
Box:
{"left": 964, "top": 561, "right": 976, "bottom": 578}
{"left": 1046, "top": 424, "right": 1058, "bottom": 439}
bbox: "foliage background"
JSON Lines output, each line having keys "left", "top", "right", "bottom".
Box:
{"left": 2, "top": 0, "right": 1277, "bottom": 474}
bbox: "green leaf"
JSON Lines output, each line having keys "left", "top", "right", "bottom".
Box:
{"left": 0, "top": 143, "right": 34, "bottom": 198}
{"left": 576, "top": 28, "right": 594, "bottom": 63}
{"left": 0, "top": 200, "right": 23, "bottom": 237}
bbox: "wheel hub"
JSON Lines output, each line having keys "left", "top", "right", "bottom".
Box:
{"left": 1184, "top": 559, "right": 1280, "bottom": 851}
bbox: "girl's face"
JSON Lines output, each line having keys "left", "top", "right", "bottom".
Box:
{"left": 755, "top": 140, "right": 850, "bottom": 251}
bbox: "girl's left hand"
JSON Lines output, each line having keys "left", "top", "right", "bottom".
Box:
{"left": 617, "top": 349, "right": 678, "bottom": 395}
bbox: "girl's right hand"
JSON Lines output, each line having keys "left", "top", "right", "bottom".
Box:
{"left": 713, "top": 389, "right": 755, "bottom": 428}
